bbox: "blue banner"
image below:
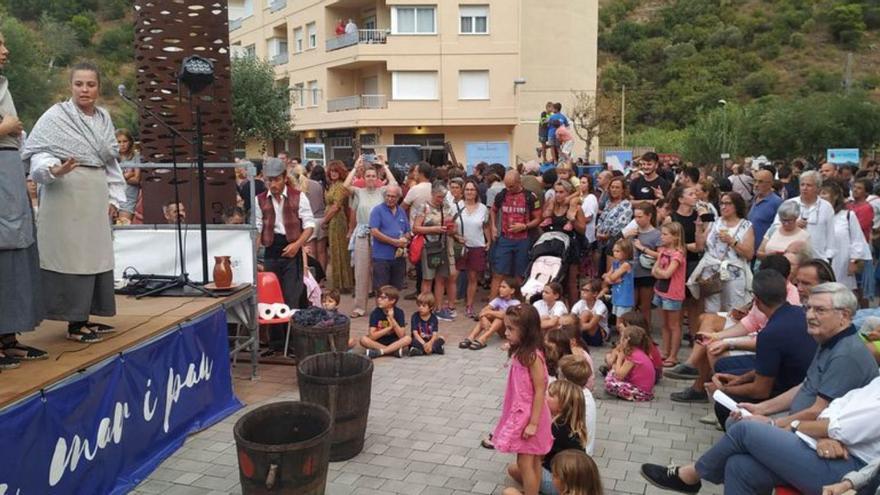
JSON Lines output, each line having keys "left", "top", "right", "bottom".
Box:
{"left": 0, "top": 308, "right": 242, "bottom": 495}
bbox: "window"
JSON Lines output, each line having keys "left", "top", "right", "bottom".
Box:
{"left": 392, "top": 71, "right": 438, "bottom": 100}
{"left": 307, "top": 80, "right": 319, "bottom": 106}
{"left": 306, "top": 22, "right": 317, "bottom": 49}
{"left": 244, "top": 44, "right": 256, "bottom": 58}
{"left": 460, "top": 5, "right": 488, "bottom": 34}
{"left": 392, "top": 6, "right": 436, "bottom": 34}
{"left": 293, "top": 27, "right": 303, "bottom": 52}
{"left": 458, "top": 70, "right": 489, "bottom": 100}
{"left": 292, "top": 82, "right": 305, "bottom": 108}
{"left": 268, "top": 37, "right": 287, "bottom": 57}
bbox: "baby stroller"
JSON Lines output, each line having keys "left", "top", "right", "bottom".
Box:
{"left": 521, "top": 231, "right": 572, "bottom": 302}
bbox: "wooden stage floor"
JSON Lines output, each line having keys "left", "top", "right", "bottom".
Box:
{"left": 0, "top": 293, "right": 247, "bottom": 410}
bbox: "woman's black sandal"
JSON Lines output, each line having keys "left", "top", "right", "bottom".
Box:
{"left": 1, "top": 341, "right": 48, "bottom": 360}
{"left": 67, "top": 325, "right": 103, "bottom": 343}
{"left": 84, "top": 322, "right": 115, "bottom": 334}
{"left": 458, "top": 339, "right": 472, "bottom": 349}
{"left": 469, "top": 340, "right": 487, "bottom": 350}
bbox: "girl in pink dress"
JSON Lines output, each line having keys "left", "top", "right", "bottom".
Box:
{"left": 494, "top": 304, "right": 553, "bottom": 495}
{"left": 603, "top": 325, "right": 656, "bottom": 401}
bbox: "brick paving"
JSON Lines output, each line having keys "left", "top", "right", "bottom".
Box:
{"left": 133, "top": 292, "right": 725, "bottom": 495}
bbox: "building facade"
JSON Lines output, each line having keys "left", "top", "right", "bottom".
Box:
{"left": 229, "top": 0, "right": 598, "bottom": 168}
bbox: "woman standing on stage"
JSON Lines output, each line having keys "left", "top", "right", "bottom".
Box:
{"left": 23, "top": 61, "right": 126, "bottom": 343}
{"left": 0, "top": 32, "right": 46, "bottom": 367}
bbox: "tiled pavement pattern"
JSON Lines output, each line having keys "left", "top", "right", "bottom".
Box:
{"left": 133, "top": 293, "right": 725, "bottom": 495}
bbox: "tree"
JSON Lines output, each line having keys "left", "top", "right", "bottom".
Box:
{"left": 39, "top": 13, "right": 82, "bottom": 69}
{"left": 0, "top": 17, "right": 54, "bottom": 128}
{"left": 570, "top": 90, "right": 616, "bottom": 160}
{"left": 231, "top": 56, "right": 292, "bottom": 147}
{"left": 683, "top": 102, "right": 753, "bottom": 164}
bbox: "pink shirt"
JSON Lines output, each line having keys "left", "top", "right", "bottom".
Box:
{"left": 740, "top": 282, "right": 800, "bottom": 333}
{"left": 625, "top": 348, "right": 656, "bottom": 394}
{"left": 654, "top": 248, "right": 686, "bottom": 301}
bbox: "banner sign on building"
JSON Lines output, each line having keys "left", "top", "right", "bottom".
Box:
{"left": 465, "top": 141, "right": 510, "bottom": 173}
{"left": 827, "top": 148, "right": 859, "bottom": 168}
{"left": 0, "top": 308, "right": 242, "bottom": 495}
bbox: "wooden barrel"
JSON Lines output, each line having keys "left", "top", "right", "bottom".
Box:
{"left": 234, "top": 401, "right": 332, "bottom": 494}
{"left": 290, "top": 320, "right": 350, "bottom": 360}
{"left": 296, "top": 352, "right": 373, "bottom": 461}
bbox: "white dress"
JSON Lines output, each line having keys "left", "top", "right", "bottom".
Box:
{"left": 830, "top": 210, "right": 872, "bottom": 289}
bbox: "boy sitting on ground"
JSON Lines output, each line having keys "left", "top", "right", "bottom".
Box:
{"left": 360, "top": 285, "right": 411, "bottom": 358}
{"left": 410, "top": 293, "right": 445, "bottom": 356}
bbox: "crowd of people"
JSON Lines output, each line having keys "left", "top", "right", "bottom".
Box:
{"left": 2, "top": 39, "right": 880, "bottom": 494}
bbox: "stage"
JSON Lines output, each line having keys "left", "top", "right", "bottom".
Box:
{"left": 0, "top": 288, "right": 257, "bottom": 409}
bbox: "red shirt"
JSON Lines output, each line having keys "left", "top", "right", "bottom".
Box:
{"left": 654, "top": 248, "right": 686, "bottom": 301}
{"left": 493, "top": 189, "right": 538, "bottom": 240}
{"left": 847, "top": 201, "right": 873, "bottom": 243}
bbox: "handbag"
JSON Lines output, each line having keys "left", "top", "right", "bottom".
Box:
{"left": 697, "top": 221, "right": 746, "bottom": 296}
{"left": 409, "top": 235, "right": 425, "bottom": 264}
{"left": 424, "top": 237, "right": 446, "bottom": 269}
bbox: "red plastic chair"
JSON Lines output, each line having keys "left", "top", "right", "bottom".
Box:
{"left": 775, "top": 486, "right": 801, "bottom": 495}
{"left": 257, "top": 272, "right": 293, "bottom": 358}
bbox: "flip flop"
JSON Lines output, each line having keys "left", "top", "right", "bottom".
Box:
{"left": 349, "top": 310, "right": 365, "bottom": 319}
{"left": 480, "top": 434, "right": 495, "bottom": 450}
{"left": 0, "top": 352, "right": 20, "bottom": 370}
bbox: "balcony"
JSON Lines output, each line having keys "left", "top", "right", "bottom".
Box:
{"left": 327, "top": 94, "right": 387, "bottom": 112}
{"left": 229, "top": 17, "right": 243, "bottom": 31}
{"left": 268, "top": 0, "right": 286, "bottom": 13}
{"left": 270, "top": 52, "right": 289, "bottom": 66}
{"left": 326, "top": 29, "right": 389, "bottom": 51}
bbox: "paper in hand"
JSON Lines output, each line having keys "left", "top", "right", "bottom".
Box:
{"left": 712, "top": 390, "right": 752, "bottom": 417}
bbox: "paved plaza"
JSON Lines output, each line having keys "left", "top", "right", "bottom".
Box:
{"left": 133, "top": 294, "right": 726, "bottom": 495}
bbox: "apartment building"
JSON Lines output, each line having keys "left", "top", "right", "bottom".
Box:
{"left": 229, "top": 0, "right": 598, "bottom": 167}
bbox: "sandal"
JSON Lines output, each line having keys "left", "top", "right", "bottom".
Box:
{"left": 84, "top": 322, "right": 115, "bottom": 334}
{"left": 67, "top": 326, "right": 103, "bottom": 343}
{"left": 349, "top": 310, "right": 365, "bottom": 319}
{"left": 469, "top": 340, "right": 487, "bottom": 350}
{"left": 480, "top": 434, "right": 495, "bottom": 450}
{"left": 0, "top": 352, "right": 21, "bottom": 370}
{"left": 1, "top": 341, "right": 48, "bottom": 361}
{"left": 458, "top": 339, "right": 472, "bottom": 349}
{"left": 662, "top": 359, "right": 679, "bottom": 368}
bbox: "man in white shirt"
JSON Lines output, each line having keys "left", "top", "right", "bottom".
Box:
{"left": 344, "top": 18, "right": 357, "bottom": 35}
{"left": 772, "top": 171, "right": 836, "bottom": 261}
{"left": 255, "top": 158, "right": 315, "bottom": 308}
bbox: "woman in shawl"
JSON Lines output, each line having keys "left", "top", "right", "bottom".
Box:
{"left": 0, "top": 32, "right": 46, "bottom": 368}
{"left": 24, "top": 62, "right": 126, "bottom": 343}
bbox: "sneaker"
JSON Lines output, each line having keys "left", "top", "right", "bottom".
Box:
{"left": 640, "top": 464, "right": 701, "bottom": 494}
{"left": 365, "top": 349, "right": 382, "bottom": 359}
{"left": 664, "top": 363, "right": 699, "bottom": 380}
{"left": 436, "top": 308, "right": 455, "bottom": 321}
{"left": 670, "top": 387, "right": 709, "bottom": 403}
{"left": 395, "top": 348, "right": 406, "bottom": 358}
{"left": 409, "top": 346, "right": 424, "bottom": 356}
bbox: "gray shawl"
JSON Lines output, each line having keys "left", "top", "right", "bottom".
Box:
{"left": 22, "top": 99, "right": 119, "bottom": 167}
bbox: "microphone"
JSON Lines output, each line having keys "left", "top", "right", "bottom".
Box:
{"left": 118, "top": 84, "right": 126, "bottom": 98}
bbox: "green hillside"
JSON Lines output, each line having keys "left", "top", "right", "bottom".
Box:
{"left": 597, "top": 0, "right": 880, "bottom": 150}
{"left": 0, "top": 0, "right": 136, "bottom": 130}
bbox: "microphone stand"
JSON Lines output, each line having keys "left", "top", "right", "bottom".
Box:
{"left": 118, "top": 86, "right": 214, "bottom": 298}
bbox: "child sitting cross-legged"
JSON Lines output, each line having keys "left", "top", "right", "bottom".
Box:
{"left": 570, "top": 280, "right": 609, "bottom": 347}
{"left": 545, "top": 315, "right": 596, "bottom": 392}
{"left": 360, "top": 285, "right": 412, "bottom": 359}
{"left": 603, "top": 325, "right": 656, "bottom": 401}
{"left": 409, "top": 293, "right": 445, "bottom": 356}
{"left": 534, "top": 282, "right": 568, "bottom": 331}
{"left": 460, "top": 277, "right": 522, "bottom": 350}
{"left": 557, "top": 354, "right": 597, "bottom": 456}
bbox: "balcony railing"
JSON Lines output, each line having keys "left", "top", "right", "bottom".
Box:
{"left": 325, "top": 29, "right": 390, "bottom": 51}
{"left": 268, "top": 0, "right": 286, "bottom": 13}
{"left": 327, "top": 94, "right": 388, "bottom": 112}
{"left": 230, "top": 17, "right": 243, "bottom": 31}
{"left": 270, "top": 52, "right": 289, "bottom": 66}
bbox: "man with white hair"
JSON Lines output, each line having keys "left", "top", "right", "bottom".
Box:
{"left": 773, "top": 170, "right": 836, "bottom": 261}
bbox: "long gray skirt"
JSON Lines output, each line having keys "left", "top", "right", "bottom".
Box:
{"left": 0, "top": 241, "right": 44, "bottom": 334}
{"left": 41, "top": 269, "right": 116, "bottom": 322}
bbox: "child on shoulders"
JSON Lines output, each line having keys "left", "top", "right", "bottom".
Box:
{"left": 360, "top": 286, "right": 411, "bottom": 359}
{"left": 409, "top": 293, "right": 445, "bottom": 356}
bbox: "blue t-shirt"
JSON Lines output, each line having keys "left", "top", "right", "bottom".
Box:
{"left": 546, "top": 112, "right": 569, "bottom": 140}
{"left": 369, "top": 306, "right": 406, "bottom": 333}
{"left": 411, "top": 313, "right": 440, "bottom": 340}
{"left": 748, "top": 192, "right": 783, "bottom": 255}
{"left": 754, "top": 303, "right": 816, "bottom": 396}
{"left": 369, "top": 203, "right": 410, "bottom": 261}
{"left": 611, "top": 260, "right": 635, "bottom": 308}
